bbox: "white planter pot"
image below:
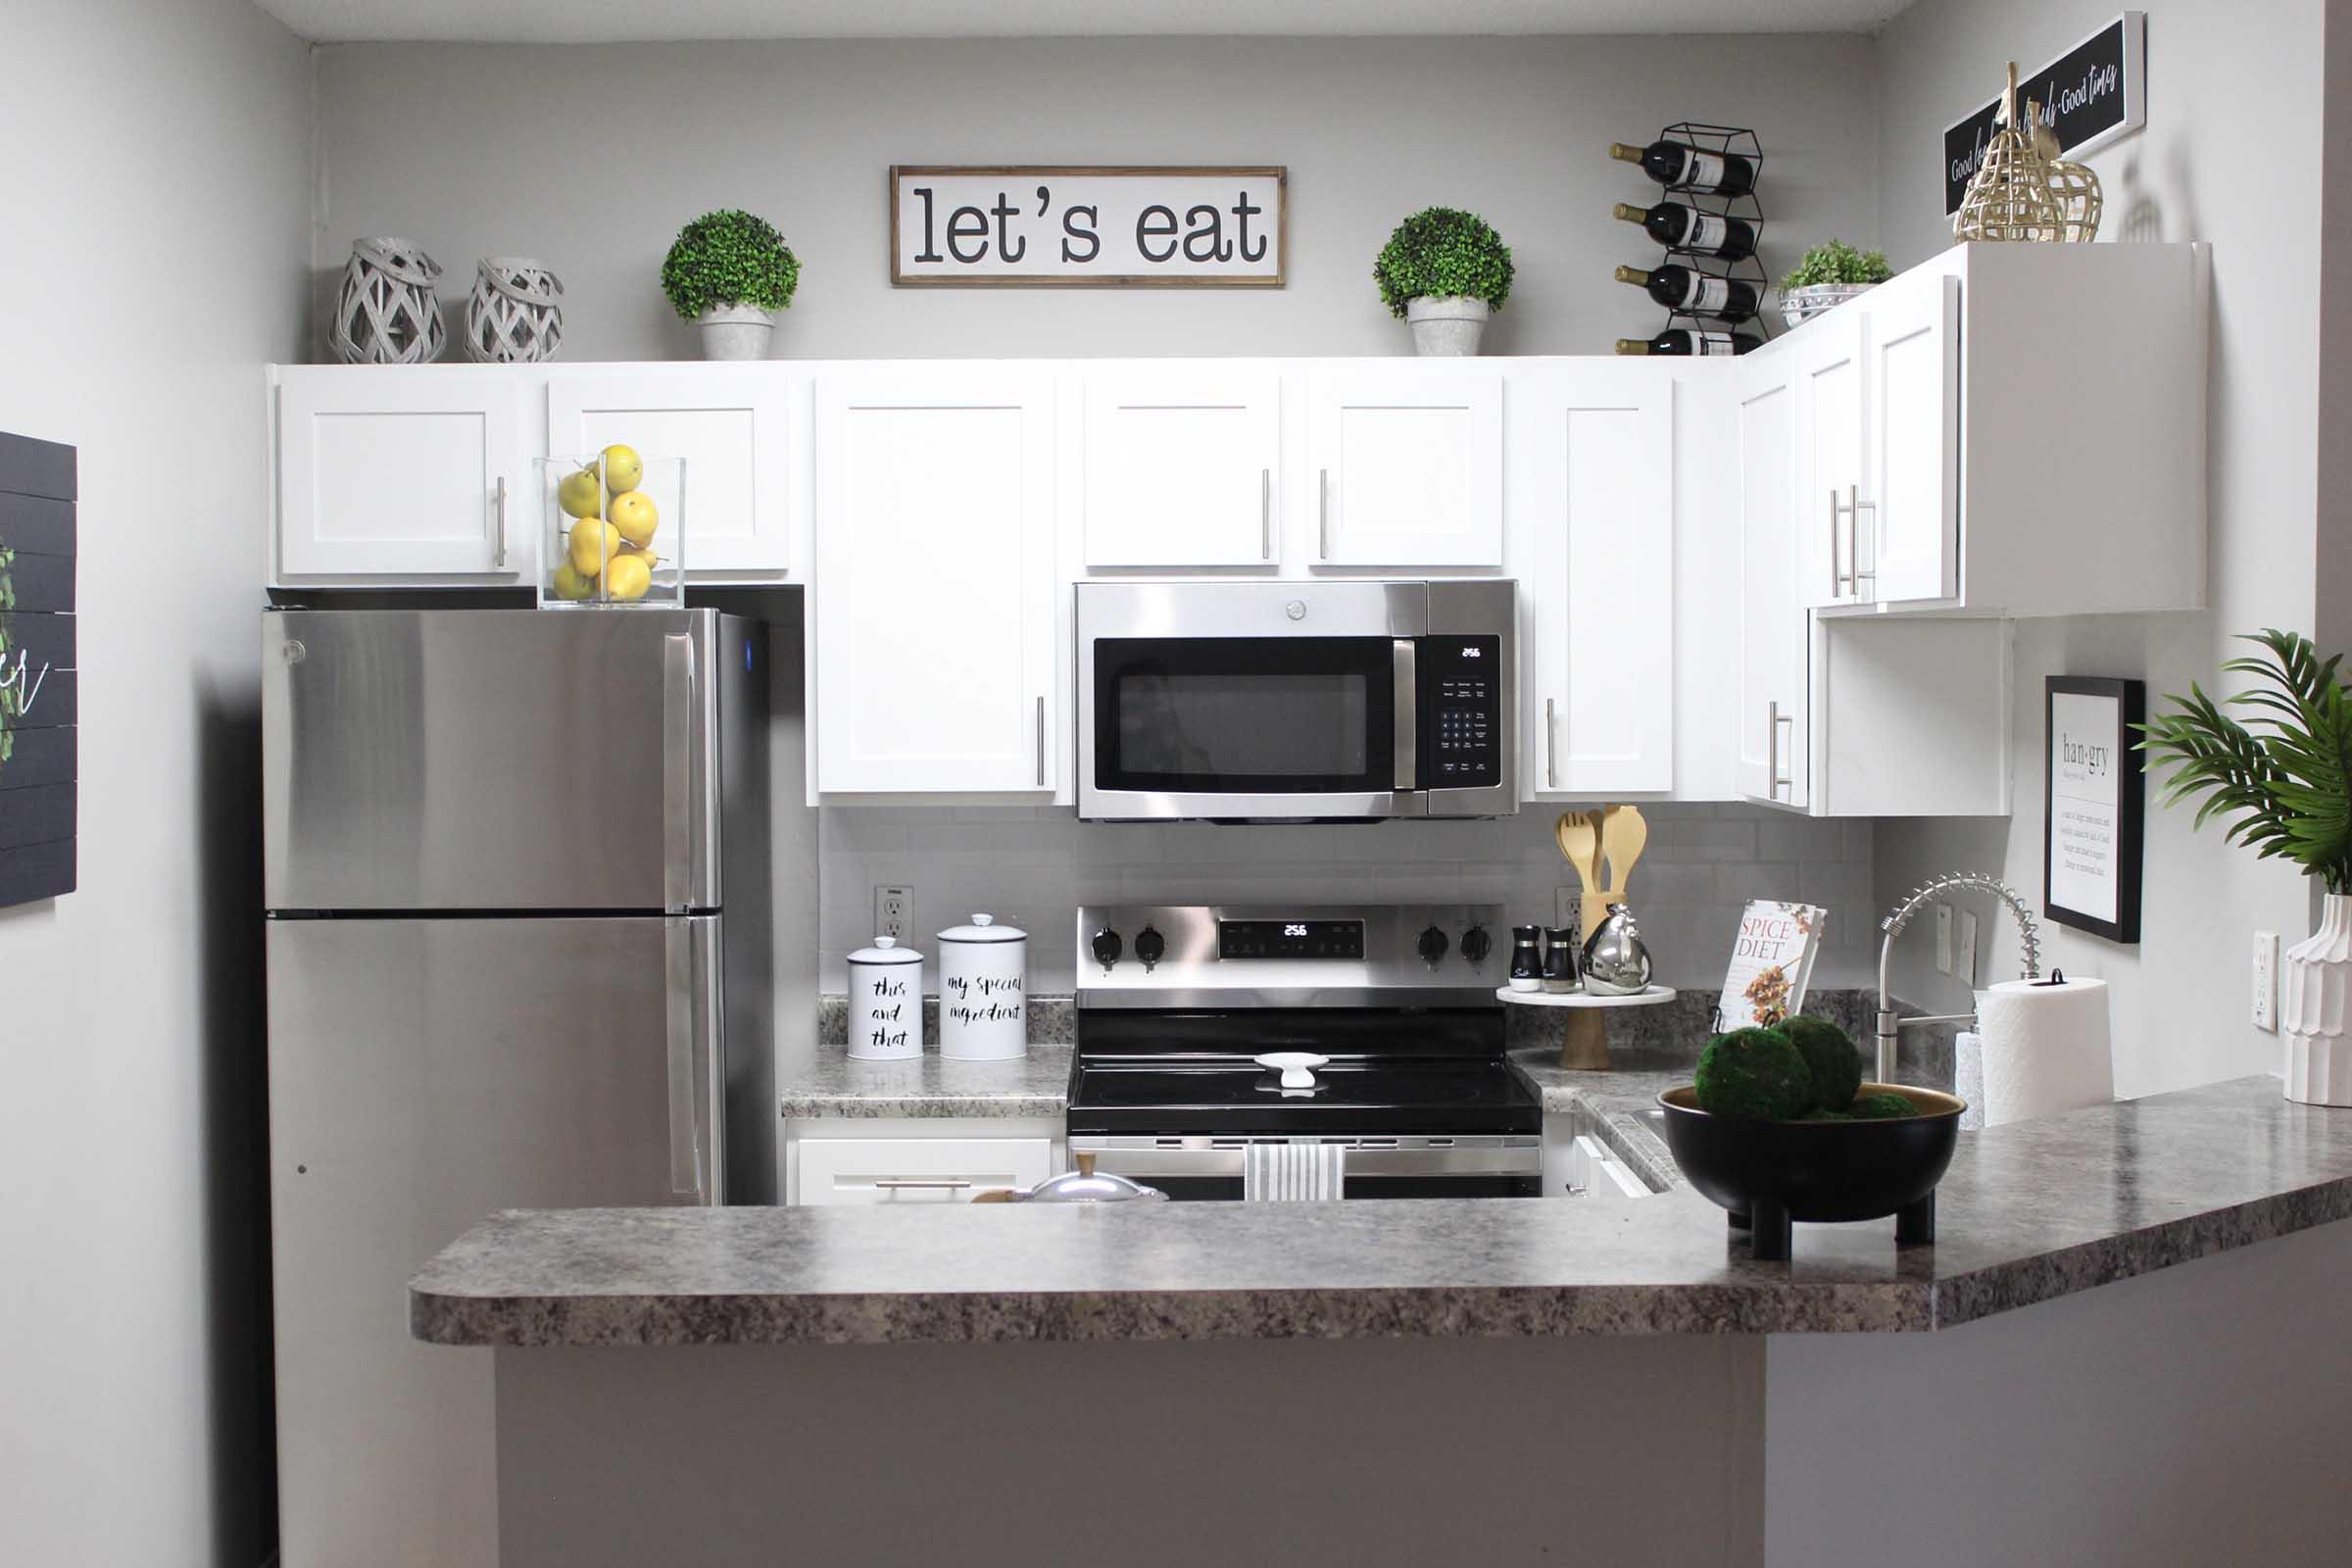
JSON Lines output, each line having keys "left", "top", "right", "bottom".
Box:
{"left": 1780, "top": 281, "right": 1878, "bottom": 330}
{"left": 697, "top": 304, "right": 775, "bottom": 361}
{"left": 2284, "top": 894, "right": 2352, "bottom": 1105}
{"left": 937, "top": 913, "right": 1027, "bottom": 1060}
{"left": 1405, "top": 295, "right": 1490, "bottom": 357}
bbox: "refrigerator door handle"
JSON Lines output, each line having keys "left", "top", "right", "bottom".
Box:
{"left": 664, "top": 918, "right": 708, "bottom": 1201}
{"left": 662, "top": 631, "right": 697, "bottom": 912}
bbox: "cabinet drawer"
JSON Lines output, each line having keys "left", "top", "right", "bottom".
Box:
{"left": 796, "top": 1137, "right": 1054, "bottom": 1205}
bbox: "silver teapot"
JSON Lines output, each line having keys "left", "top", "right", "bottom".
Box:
{"left": 1580, "top": 904, "right": 1653, "bottom": 997}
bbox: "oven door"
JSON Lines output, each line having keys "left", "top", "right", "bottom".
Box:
{"left": 1078, "top": 581, "right": 1424, "bottom": 820}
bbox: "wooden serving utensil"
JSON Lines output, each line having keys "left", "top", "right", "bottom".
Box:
{"left": 1555, "top": 810, "right": 1604, "bottom": 900}
{"left": 1601, "top": 804, "right": 1648, "bottom": 896}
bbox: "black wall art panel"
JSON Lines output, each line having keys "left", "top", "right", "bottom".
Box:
{"left": 0, "top": 431, "right": 76, "bottom": 907}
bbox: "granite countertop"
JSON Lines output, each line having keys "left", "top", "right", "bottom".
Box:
{"left": 1509, "top": 1051, "right": 1688, "bottom": 1192}
{"left": 415, "top": 1077, "right": 2352, "bottom": 1346}
{"left": 781, "top": 1045, "right": 1074, "bottom": 1120}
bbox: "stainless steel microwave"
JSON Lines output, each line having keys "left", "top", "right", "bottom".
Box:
{"left": 1076, "top": 579, "right": 1516, "bottom": 822}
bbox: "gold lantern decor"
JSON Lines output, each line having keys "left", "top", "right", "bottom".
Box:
{"left": 1952, "top": 62, "right": 2065, "bottom": 244}
{"left": 2030, "top": 99, "right": 2104, "bottom": 243}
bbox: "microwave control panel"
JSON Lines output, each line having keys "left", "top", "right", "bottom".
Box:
{"left": 1422, "top": 636, "right": 1502, "bottom": 788}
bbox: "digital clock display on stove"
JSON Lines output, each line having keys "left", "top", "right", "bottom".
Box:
{"left": 1217, "top": 919, "right": 1365, "bottom": 959}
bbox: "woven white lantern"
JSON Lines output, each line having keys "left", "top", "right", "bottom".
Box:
{"left": 331, "top": 237, "right": 446, "bottom": 364}
{"left": 465, "top": 257, "right": 565, "bottom": 363}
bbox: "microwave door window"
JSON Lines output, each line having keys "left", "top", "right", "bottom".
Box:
{"left": 1096, "top": 638, "right": 1395, "bottom": 794}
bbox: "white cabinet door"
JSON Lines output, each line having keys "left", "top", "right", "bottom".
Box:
{"left": 1306, "top": 365, "right": 1503, "bottom": 566}
{"left": 814, "top": 367, "right": 1057, "bottom": 794}
{"left": 796, "top": 1137, "right": 1054, "bottom": 1204}
{"left": 1734, "top": 348, "right": 1809, "bottom": 808}
{"left": 546, "top": 368, "right": 794, "bottom": 576}
{"left": 275, "top": 368, "right": 529, "bottom": 580}
{"left": 1082, "top": 365, "right": 1279, "bottom": 567}
{"left": 1864, "top": 270, "right": 1961, "bottom": 605}
{"left": 1789, "top": 310, "right": 1868, "bottom": 611}
{"left": 1516, "top": 364, "right": 1672, "bottom": 796}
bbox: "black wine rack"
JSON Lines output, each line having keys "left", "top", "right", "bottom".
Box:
{"left": 1619, "top": 122, "right": 1772, "bottom": 347}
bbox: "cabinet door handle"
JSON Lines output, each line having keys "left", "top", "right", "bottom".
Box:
{"left": 1851, "top": 488, "right": 1878, "bottom": 596}
{"left": 1035, "top": 695, "right": 1048, "bottom": 787}
{"left": 492, "top": 474, "right": 508, "bottom": 569}
{"left": 1545, "top": 697, "right": 1560, "bottom": 789}
{"left": 1318, "top": 468, "right": 1330, "bottom": 561}
{"left": 1767, "top": 701, "right": 1793, "bottom": 798}
{"left": 1827, "top": 487, "right": 1841, "bottom": 597}
{"left": 1261, "top": 467, "right": 1272, "bottom": 560}
{"left": 872, "top": 1179, "right": 974, "bottom": 1191}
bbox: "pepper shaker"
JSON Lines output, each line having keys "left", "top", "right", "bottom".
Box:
{"left": 1542, "top": 925, "right": 1582, "bottom": 994}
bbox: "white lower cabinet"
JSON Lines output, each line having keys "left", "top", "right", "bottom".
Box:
{"left": 795, "top": 1136, "right": 1054, "bottom": 1205}
{"left": 813, "top": 366, "right": 1059, "bottom": 795}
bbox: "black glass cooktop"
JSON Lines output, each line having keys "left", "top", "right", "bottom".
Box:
{"left": 1066, "top": 1053, "right": 1541, "bottom": 1136}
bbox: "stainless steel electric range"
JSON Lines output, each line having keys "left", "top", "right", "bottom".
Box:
{"left": 1066, "top": 905, "right": 1541, "bottom": 1200}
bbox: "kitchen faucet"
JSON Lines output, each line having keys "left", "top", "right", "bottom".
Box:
{"left": 1875, "top": 874, "right": 2042, "bottom": 1084}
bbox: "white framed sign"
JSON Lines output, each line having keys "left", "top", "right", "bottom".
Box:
{"left": 2044, "top": 676, "right": 2144, "bottom": 944}
{"left": 890, "top": 166, "right": 1286, "bottom": 287}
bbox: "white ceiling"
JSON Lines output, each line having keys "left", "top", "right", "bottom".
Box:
{"left": 259, "top": 0, "right": 1911, "bottom": 44}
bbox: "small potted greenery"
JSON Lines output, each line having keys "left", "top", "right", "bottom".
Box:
{"left": 1778, "top": 239, "right": 1892, "bottom": 329}
{"left": 1375, "top": 208, "right": 1514, "bottom": 356}
{"left": 2139, "top": 630, "right": 2352, "bottom": 1104}
{"left": 660, "top": 210, "right": 802, "bottom": 360}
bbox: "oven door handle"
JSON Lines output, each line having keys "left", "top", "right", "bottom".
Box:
{"left": 1392, "top": 639, "right": 1418, "bottom": 793}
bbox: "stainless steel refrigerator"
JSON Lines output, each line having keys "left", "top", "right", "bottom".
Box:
{"left": 262, "top": 605, "right": 810, "bottom": 1568}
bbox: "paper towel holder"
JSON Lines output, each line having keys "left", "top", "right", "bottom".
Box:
{"left": 1875, "top": 874, "right": 2044, "bottom": 1085}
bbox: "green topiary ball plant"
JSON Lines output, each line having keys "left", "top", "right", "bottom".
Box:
{"left": 661, "top": 210, "right": 802, "bottom": 319}
{"left": 1693, "top": 1027, "right": 1814, "bottom": 1121}
{"left": 1780, "top": 1014, "right": 1864, "bottom": 1113}
{"left": 1374, "top": 207, "right": 1515, "bottom": 318}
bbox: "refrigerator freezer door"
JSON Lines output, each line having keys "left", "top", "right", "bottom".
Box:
{"left": 263, "top": 609, "right": 721, "bottom": 911}
{"left": 267, "top": 913, "right": 719, "bottom": 1568}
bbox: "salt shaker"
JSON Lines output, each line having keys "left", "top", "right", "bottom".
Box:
{"left": 1508, "top": 925, "right": 1544, "bottom": 993}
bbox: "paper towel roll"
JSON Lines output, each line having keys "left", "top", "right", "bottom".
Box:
{"left": 1953, "top": 1031, "right": 1986, "bottom": 1131}
{"left": 1973, "top": 976, "right": 2114, "bottom": 1127}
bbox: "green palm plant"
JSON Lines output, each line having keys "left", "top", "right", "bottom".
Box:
{"left": 2135, "top": 629, "right": 2352, "bottom": 895}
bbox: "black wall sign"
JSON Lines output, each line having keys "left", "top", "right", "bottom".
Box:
{"left": 2044, "top": 676, "right": 2144, "bottom": 945}
{"left": 1943, "top": 13, "right": 2146, "bottom": 216}
{"left": 0, "top": 431, "right": 76, "bottom": 907}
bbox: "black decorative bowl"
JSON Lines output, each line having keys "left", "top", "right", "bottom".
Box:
{"left": 1655, "top": 1084, "right": 1965, "bottom": 1260}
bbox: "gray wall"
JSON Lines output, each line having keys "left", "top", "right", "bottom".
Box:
{"left": 1868, "top": 0, "right": 2328, "bottom": 1097}
{"left": 311, "top": 34, "right": 1880, "bottom": 361}
{"left": 0, "top": 1, "right": 312, "bottom": 1564}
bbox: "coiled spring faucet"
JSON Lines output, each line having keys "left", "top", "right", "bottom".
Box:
{"left": 1876, "top": 874, "right": 2042, "bottom": 1084}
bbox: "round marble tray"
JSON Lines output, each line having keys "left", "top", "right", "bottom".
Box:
{"left": 1494, "top": 984, "right": 1678, "bottom": 1008}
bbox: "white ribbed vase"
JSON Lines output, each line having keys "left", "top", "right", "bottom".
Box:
{"left": 2283, "top": 894, "right": 2352, "bottom": 1105}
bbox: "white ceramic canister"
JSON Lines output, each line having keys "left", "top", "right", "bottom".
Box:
{"left": 937, "top": 913, "right": 1028, "bottom": 1060}
{"left": 846, "top": 935, "right": 923, "bottom": 1061}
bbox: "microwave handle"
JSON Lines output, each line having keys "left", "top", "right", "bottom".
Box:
{"left": 1392, "top": 639, "right": 1417, "bottom": 792}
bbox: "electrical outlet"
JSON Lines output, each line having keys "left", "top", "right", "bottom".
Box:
{"left": 2254, "top": 931, "right": 2279, "bottom": 1032}
{"left": 1956, "top": 908, "right": 1981, "bottom": 987}
{"left": 874, "top": 885, "right": 914, "bottom": 944}
{"left": 1555, "top": 885, "right": 1578, "bottom": 929}
{"left": 1935, "top": 904, "right": 1954, "bottom": 975}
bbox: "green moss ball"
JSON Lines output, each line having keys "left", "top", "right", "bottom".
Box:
{"left": 1781, "top": 1014, "right": 1863, "bottom": 1113}
{"left": 1694, "top": 1027, "right": 1813, "bottom": 1121}
{"left": 1850, "top": 1092, "right": 1918, "bottom": 1120}
{"left": 1801, "top": 1108, "right": 1855, "bottom": 1122}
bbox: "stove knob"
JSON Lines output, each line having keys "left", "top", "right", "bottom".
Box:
{"left": 1091, "top": 928, "right": 1123, "bottom": 973}
{"left": 1134, "top": 924, "right": 1165, "bottom": 972}
{"left": 1460, "top": 925, "right": 1493, "bottom": 967}
{"left": 1416, "top": 925, "right": 1449, "bottom": 968}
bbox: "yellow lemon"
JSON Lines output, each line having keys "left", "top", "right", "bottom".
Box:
{"left": 604, "top": 553, "right": 652, "bottom": 601}
{"left": 568, "top": 516, "right": 621, "bottom": 574}
{"left": 610, "top": 490, "right": 659, "bottom": 546}
{"left": 557, "top": 467, "right": 603, "bottom": 518}
{"left": 550, "top": 562, "right": 595, "bottom": 601}
{"left": 600, "top": 444, "right": 644, "bottom": 494}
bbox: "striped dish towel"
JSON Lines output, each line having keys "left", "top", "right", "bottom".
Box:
{"left": 1243, "top": 1142, "right": 1347, "bottom": 1201}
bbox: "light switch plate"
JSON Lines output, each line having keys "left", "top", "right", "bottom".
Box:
{"left": 2254, "top": 930, "right": 2279, "bottom": 1032}
{"left": 875, "top": 885, "right": 914, "bottom": 945}
{"left": 1956, "top": 908, "right": 1980, "bottom": 987}
{"left": 1936, "top": 904, "right": 1954, "bottom": 975}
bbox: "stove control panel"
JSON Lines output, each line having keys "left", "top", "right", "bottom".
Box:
{"left": 1219, "top": 919, "right": 1365, "bottom": 960}
{"left": 1077, "top": 906, "right": 1507, "bottom": 988}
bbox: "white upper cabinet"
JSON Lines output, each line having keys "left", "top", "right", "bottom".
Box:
{"left": 545, "top": 368, "right": 795, "bottom": 577}
{"left": 1306, "top": 365, "right": 1503, "bottom": 566}
{"left": 1081, "top": 365, "right": 1279, "bottom": 567}
{"left": 1734, "top": 346, "right": 1809, "bottom": 810}
{"left": 273, "top": 368, "right": 530, "bottom": 582}
{"left": 1514, "top": 363, "right": 1672, "bottom": 797}
{"left": 1861, "top": 269, "right": 1961, "bottom": 606}
{"left": 813, "top": 366, "right": 1057, "bottom": 795}
{"left": 1788, "top": 308, "right": 1867, "bottom": 611}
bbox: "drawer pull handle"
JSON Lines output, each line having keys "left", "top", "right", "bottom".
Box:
{"left": 872, "top": 1178, "right": 975, "bottom": 1191}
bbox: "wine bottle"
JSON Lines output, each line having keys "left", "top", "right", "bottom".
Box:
{"left": 1613, "top": 264, "right": 1760, "bottom": 322}
{"left": 1608, "top": 139, "right": 1758, "bottom": 198}
{"left": 1615, "top": 328, "right": 1762, "bottom": 357}
{"left": 1612, "top": 200, "right": 1757, "bottom": 262}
